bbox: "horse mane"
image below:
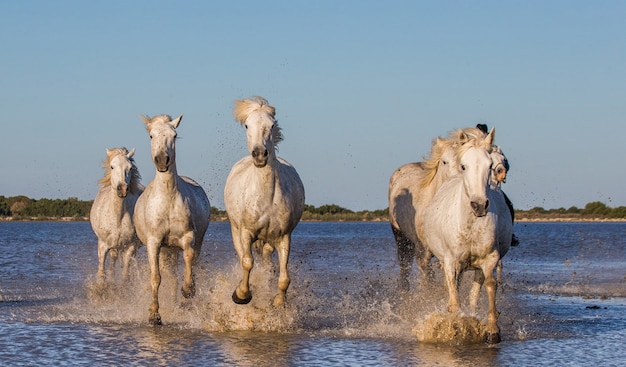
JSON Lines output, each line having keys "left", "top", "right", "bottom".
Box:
{"left": 454, "top": 127, "right": 494, "bottom": 163}
{"left": 419, "top": 127, "right": 491, "bottom": 189}
{"left": 233, "top": 96, "right": 283, "bottom": 146}
{"left": 142, "top": 114, "right": 173, "bottom": 130}
{"left": 98, "top": 147, "right": 142, "bottom": 194}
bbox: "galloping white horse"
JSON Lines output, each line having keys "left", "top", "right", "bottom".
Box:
{"left": 224, "top": 96, "right": 305, "bottom": 307}
{"left": 90, "top": 147, "right": 143, "bottom": 282}
{"left": 134, "top": 114, "right": 211, "bottom": 325}
{"left": 421, "top": 129, "right": 512, "bottom": 343}
{"left": 388, "top": 128, "right": 483, "bottom": 291}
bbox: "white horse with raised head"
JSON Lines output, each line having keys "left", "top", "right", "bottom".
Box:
{"left": 421, "top": 128, "right": 512, "bottom": 343}
{"left": 133, "top": 114, "right": 211, "bottom": 326}
{"left": 389, "top": 128, "right": 484, "bottom": 291}
{"left": 90, "top": 147, "right": 143, "bottom": 282}
{"left": 224, "top": 96, "right": 305, "bottom": 307}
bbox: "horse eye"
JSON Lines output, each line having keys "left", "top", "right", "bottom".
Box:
{"left": 110, "top": 166, "right": 114, "bottom": 170}
{"left": 461, "top": 165, "right": 466, "bottom": 171}
{"left": 442, "top": 160, "right": 448, "bottom": 165}
{"left": 244, "top": 124, "right": 248, "bottom": 129}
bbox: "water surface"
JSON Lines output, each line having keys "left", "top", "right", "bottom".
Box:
{"left": 0, "top": 221, "right": 624, "bottom": 366}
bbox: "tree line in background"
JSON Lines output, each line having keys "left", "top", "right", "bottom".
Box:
{"left": 1, "top": 195, "right": 626, "bottom": 221}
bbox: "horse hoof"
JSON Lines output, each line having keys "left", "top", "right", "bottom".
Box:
{"left": 485, "top": 332, "right": 501, "bottom": 344}
{"left": 232, "top": 290, "right": 252, "bottom": 305}
{"left": 181, "top": 285, "right": 196, "bottom": 299}
{"left": 272, "top": 295, "right": 286, "bottom": 308}
{"left": 149, "top": 314, "right": 162, "bottom": 326}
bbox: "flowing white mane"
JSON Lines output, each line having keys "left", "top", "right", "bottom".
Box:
{"left": 234, "top": 96, "right": 284, "bottom": 147}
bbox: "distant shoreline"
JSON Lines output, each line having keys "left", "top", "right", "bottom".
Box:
{"left": 2, "top": 216, "right": 626, "bottom": 223}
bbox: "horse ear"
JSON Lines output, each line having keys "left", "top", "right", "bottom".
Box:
{"left": 140, "top": 115, "right": 151, "bottom": 126}
{"left": 106, "top": 148, "right": 113, "bottom": 156}
{"left": 171, "top": 114, "right": 183, "bottom": 128}
{"left": 456, "top": 130, "right": 469, "bottom": 144}
{"left": 486, "top": 127, "right": 495, "bottom": 147}
{"left": 127, "top": 147, "right": 136, "bottom": 158}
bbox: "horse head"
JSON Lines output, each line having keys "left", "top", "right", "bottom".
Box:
{"left": 105, "top": 147, "right": 136, "bottom": 198}
{"left": 457, "top": 128, "right": 494, "bottom": 217}
{"left": 141, "top": 114, "right": 182, "bottom": 172}
{"left": 234, "top": 96, "right": 283, "bottom": 168}
{"left": 490, "top": 146, "right": 508, "bottom": 184}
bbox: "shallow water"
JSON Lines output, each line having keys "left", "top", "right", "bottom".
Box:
{"left": 0, "top": 221, "right": 624, "bottom": 366}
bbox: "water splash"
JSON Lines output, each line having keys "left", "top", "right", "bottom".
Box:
{"left": 413, "top": 313, "right": 486, "bottom": 344}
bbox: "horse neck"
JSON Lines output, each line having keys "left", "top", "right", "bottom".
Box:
{"left": 103, "top": 186, "right": 131, "bottom": 220}
{"left": 416, "top": 170, "right": 452, "bottom": 238}
{"left": 262, "top": 157, "right": 280, "bottom": 180}
{"left": 153, "top": 163, "right": 180, "bottom": 192}
{"left": 248, "top": 158, "right": 281, "bottom": 195}
{"left": 424, "top": 167, "right": 452, "bottom": 203}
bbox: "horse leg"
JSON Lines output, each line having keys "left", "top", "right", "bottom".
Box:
{"left": 232, "top": 230, "right": 254, "bottom": 304}
{"left": 96, "top": 240, "right": 109, "bottom": 282}
{"left": 482, "top": 255, "right": 501, "bottom": 344}
{"left": 469, "top": 269, "right": 485, "bottom": 314}
{"left": 442, "top": 260, "right": 461, "bottom": 313}
{"left": 108, "top": 248, "right": 119, "bottom": 279}
{"left": 181, "top": 232, "right": 196, "bottom": 299}
{"left": 262, "top": 242, "right": 274, "bottom": 264}
{"left": 416, "top": 244, "right": 434, "bottom": 283}
{"left": 146, "top": 241, "right": 162, "bottom": 326}
{"left": 121, "top": 245, "right": 137, "bottom": 282}
{"left": 253, "top": 240, "right": 274, "bottom": 265}
{"left": 272, "top": 235, "right": 291, "bottom": 307}
{"left": 158, "top": 248, "right": 180, "bottom": 304}
{"left": 392, "top": 226, "right": 414, "bottom": 293}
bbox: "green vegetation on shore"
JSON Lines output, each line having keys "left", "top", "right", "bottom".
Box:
{"left": 1, "top": 195, "right": 626, "bottom": 222}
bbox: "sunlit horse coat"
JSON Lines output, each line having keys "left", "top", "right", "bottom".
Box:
{"left": 224, "top": 96, "right": 305, "bottom": 307}
{"left": 90, "top": 147, "right": 143, "bottom": 282}
{"left": 133, "top": 114, "right": 211, "bottom": 325}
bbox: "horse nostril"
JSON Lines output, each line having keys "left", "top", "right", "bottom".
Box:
{"left": 485, "top": 199, "right": 490, "bottom": 210}
{"left": 252, "top": 149, "right": 268, "bottom": 159}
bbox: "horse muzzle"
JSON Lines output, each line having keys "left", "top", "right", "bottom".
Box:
{"left": 154, "top": 154, "right": 170, "bottom": 172}
{"left": 494, "top": 166, "right": 507, "bottom": 183}
{"left": 251, "top": 147, "right": 269, "bottom": 168}
{"left": 116, "top": 184, "right": 128, "bottom": 198}
{"left": 471, "top": 199, "right": 489, "bottom": 217}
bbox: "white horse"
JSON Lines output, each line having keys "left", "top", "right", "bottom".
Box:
{"left": 490, "top": 145, "right": 512, "bottom": 281}
{"left": 388, "top": 128, "right": 484, "bottom": 291}
{"left": 134, "top": 114, "right": 211, "bottom": 325}
{"left": 421, "top": 128, "right": 512, "bottom": 343}
{"left": 224, "top": 96, "right": 305, "bottom": 307}
{"left": 90, "top": 147, "right": 143, "bottom": 282}
{"left": 490, "top": 145, "right": 508, "bottom": 186}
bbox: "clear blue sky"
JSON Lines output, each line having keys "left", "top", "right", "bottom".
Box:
{"left": 2, "top": 1, "right": 625, "bottom": 211}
